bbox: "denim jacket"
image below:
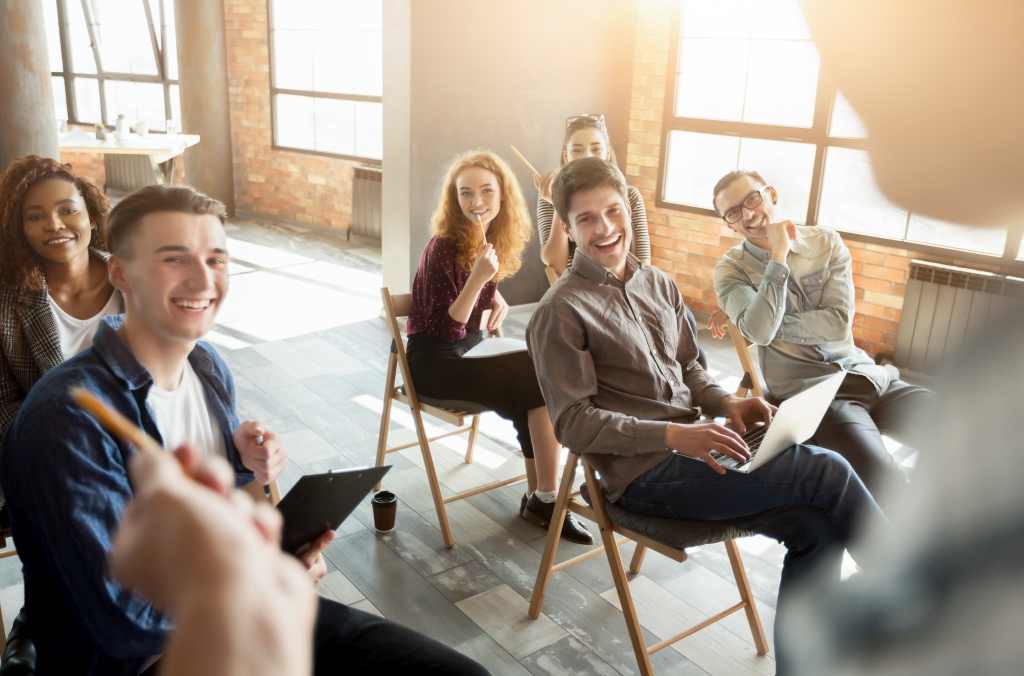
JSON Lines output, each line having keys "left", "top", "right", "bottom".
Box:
{"left": 714, "top": 226, "right": 896, "bottom": 400}
{"left": 0, "top": 316, "right": 253, "bottom": 675}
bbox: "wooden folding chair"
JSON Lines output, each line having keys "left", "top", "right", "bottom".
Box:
{"left": 0, "top": 526, "right": 16, "bottom": 651}
{"left": 375, "top": 287, "right": 527, "bottom": 548}
{"left": 529, "top": 452, "right": 769, "bottom": 675}
{"left": 726, "top": 322, "right": 768, "bottom": 399}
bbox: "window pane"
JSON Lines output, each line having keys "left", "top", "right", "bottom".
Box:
{"left": 67, "top": 0, "right": 97, "bottom": 74}
{"left": 52, "top": 76, "right": 68, "bottom": 122}
{"left": 169, "top": 84, "right": 182, "bottom": 130}
{"left": 275, "top": 94, "right": 315, "bottom": 150}
{"left": 674, "top": 39, "right": 748, "bottom": 121}
{"left": 736, "top": 138, "right": 815, "bottom": 222}
{"left": 272, "top": 0, "right": 382, "bottom": 97}
{"left": 94, "top": 0, "right": 158, "bottom": 75}
{"left": 73, "top": 78, "right": 102, "bottom": 124}
{"left": 819, "top": 147, "right": 908, "bottom": 238}
{"left": 355, "top": 101, "right": 383, "bottom": 160}
{"left": 313, "top": 98, "right": 356, "bottom": 156}
{"left": 105, "top": 81, "right": 165, "bottom": 129}
{"left": 747, "top": 0, "right": 812, "bottom": 39}
{"left": 43, "top": 0, "right": 63, "bottom": 71}
{"left": 155, "top": 0, "right": 179, "bottom": 80}
{"left": 663, "top": 131, "right": 739, "bottom": 209}
{"left": 272, "top": 29, "right": 314, "bottom": 90}
{"left": 830, "top": 91, "right": 867, "bottom": 139}
{"left": 680, "top": 0, "right": 749, "bottom": 38}
{"left": 906, "top": 215, "right": 1007, "bottom": 256}
{"left": 742, "top": 40, "right": 819, "bottom": 127}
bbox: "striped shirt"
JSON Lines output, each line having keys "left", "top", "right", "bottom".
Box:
{"left": 536, "top": 184, "right": 651, "bottom": 267}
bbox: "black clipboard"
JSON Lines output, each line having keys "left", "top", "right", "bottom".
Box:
{"left": 277, "top": 465, "right": 391, "bottom": 554}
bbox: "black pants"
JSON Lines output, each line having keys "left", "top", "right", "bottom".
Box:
{"left": 143, "top": 598, "right": 489, "bottom": 675}
{"left": 407, "top": 332, "right": 545, "bottom": 458}
{"left": 807, "top": 374, "right": 933, "bottom": 501}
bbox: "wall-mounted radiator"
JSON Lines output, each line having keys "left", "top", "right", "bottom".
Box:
{"left": 351, "top": 166, "right": 382, "bottom": 240}
{"left": 894, "top": 260, "right": 1024, "bottom": 372}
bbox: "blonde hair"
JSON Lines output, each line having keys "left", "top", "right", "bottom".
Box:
{"left": 431, "top": 150, "right": 532, "bottom": 281}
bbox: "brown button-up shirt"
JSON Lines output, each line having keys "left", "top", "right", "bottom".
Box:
{"left": 527, "top": 250, "right": 731, "bottom": 501}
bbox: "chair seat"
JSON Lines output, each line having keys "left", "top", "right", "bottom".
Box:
{"left": 398, "top": 385, "right": 489, "bottom": 415}
{"left": 580, "top": 483, "right": 755, "bottom": 550}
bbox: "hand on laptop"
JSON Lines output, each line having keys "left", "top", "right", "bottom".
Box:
{"left": 665, "top": 422, "right": 750, "bottom": 475}
{"left": 721, "top": 395, "right": 777, "bottom": 436}
{"left": 295, "top": 529, "right": 337, "bottom": 584}
{"left": 235, "top": 420, "right": 286, "bottom": 484}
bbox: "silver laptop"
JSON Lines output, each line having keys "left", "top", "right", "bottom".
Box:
{"left": 713, "top": 371, "right": 847, "bottom": 473}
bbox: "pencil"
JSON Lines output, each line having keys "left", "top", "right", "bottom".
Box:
{"left": 70, "top": 386, "right": 163, "bottom": 456}
{"left": 509, "top": 144, "right": 541, "bottom": 178}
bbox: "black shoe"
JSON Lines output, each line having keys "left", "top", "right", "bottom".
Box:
{"left": 1, "top": 607, "right": 36, "bottom": 675}
{"left": 520, "top": 493, "right": 594, "bottom": 545}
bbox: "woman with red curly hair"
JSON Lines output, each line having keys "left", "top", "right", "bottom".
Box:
{"left": 405, "top": 150, "right": 592, "bottom": 544}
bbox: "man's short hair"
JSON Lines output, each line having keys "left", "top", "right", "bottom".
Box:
{"left": 107, "top": 184, "right": 227, "bottom": 257}
{"left": 551, "top": 157, "right": 629, "bottom": 225}
{"left": 712, "top": 170, "right": 768, "bottom": 214}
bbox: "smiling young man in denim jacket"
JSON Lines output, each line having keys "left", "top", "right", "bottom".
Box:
{"left": 712, "top": 170, "right": 932, "bottom": 499}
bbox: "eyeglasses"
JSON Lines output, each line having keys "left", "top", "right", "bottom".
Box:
{"left": 565, "top": 113, "right": 607, "bottom": 132}
{"left": 721, "top": 187, "right": 769, "bottom": 224}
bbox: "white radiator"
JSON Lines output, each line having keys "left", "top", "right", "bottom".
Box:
{"left": 894, "top": 260, "right": 1024, "bottom": 372}
{"left": 351, "top": 166, "right": 382, "bottom": 240}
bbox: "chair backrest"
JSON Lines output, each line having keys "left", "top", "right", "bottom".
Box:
{"left": 726, "top": 322, "right": 767, "bottom": 399}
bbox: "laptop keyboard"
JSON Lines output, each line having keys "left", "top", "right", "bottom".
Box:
{"left": 709, "top": 423, "right": 767, "bottom": 470}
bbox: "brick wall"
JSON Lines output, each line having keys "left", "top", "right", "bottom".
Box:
{"left": 222, "top": 0, "right": 356, "bottom": 232}
{"left": 624, "top": 8, "right": 908, "bottom": 358}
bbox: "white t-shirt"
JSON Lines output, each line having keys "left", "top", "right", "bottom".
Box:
{"left": 48, "top": 290, "right": 123, "bottom": 358}
{"left": 146, "top": 361, "right": 227, "bottom": 458}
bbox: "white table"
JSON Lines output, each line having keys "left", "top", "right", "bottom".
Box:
{"left": 59, "top": 132, "right": 200, "bottom": 183}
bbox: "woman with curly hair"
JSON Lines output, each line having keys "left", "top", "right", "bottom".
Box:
{"left": 405, "top": 150, "right": 592, "bottom": 544}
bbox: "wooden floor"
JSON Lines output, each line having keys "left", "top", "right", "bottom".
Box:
{"left": 0, "top": 218, "right": 917, "bottom": 674}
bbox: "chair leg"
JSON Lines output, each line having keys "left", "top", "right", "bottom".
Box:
{"left": 374, "top": 354, "right": 397, "bottom": 492}
{"left": 724, "top": 539, "right": 769, "bottom": 656}
{"left": 464, "top": 415, "right": 480, "bottom": 465}
{"left": 412, "top": 408, "right": 456, "bottom": 548}
{"left": 628, "top": 543, "right": 647, "bottom": 576}
{"left": 528, "top": 453, "right": 579, "bottom": 619}
{"left": 0, "top": 604, "right": 6, "bottom": 653}
{"left": 584, "top": 464, "right": 654, "bottom": 676}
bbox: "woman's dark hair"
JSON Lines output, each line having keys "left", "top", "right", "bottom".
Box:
{"left": 560, "top": 115, "right": 619, "bottom": 167}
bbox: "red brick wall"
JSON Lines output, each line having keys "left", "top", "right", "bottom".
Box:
{"left": 59, "top": 151, "right": 105, "bottom": 189}
{"left": 222, "top": 0, "right": 356, "bottom": 232}
{"left": 624, "top": 8, "right": 909, "bottom": 358}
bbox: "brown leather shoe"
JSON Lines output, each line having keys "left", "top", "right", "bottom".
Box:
{"left": 520, "top": 493, "right": 594, "bottom": 545}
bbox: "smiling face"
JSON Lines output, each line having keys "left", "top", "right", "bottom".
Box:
{"left": 565, "top": 183, "right": 632, "bottom": 279}
{"left": 714, "top": 174, "right": 777, "bottom": 250}
{"left": 455, "top": 166, "right": 501, "bottom": 232}
{"left": 21, "top": 178, "right": 94, "bottom": 268}
{"left": 110, "top": 211, "right": 229, "bottom": 348}
{"left": 563, "top": 126, "right": 610, "bottom": 164}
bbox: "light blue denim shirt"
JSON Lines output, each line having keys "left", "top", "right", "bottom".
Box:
{"left": 714, "top": 225, "right": 897, "bottom": 400}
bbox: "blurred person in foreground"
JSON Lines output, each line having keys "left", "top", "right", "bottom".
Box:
{"left": 790, "top": 1, "right": 1024, "bottom": 674}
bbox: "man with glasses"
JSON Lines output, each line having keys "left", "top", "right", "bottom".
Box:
{"left": 711, "top": 170, "right": 932, "bottom": 501}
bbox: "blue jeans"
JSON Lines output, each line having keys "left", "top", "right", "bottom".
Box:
{"left": 617, "top": 444, "right": 882, "bottom": 675}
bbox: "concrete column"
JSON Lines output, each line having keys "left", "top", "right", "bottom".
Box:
{"left": 382, "top": 0, "right": 413, "bottom": 292}
{"left": 174, "top": 0, "right": 235, "bottom": 212}
{"left": 0, "top": 0, "right": 59, "bottom": 171}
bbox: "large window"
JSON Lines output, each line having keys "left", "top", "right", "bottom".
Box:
{"left": 659, "top": 0, "right": 1022, "bottom": 264}
{"left": 45, "top": 0, "right": 181, "bottom": 132}
{"left": 268, "top": 0, "right": 383, "bottom": 163}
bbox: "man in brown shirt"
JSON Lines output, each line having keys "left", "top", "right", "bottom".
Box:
{"left": 527, "top": 157, "right": 883, "bottom": 674}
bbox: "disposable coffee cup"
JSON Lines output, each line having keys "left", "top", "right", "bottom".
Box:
{"left": 372, "top": 490, "right": 397, "bottom": 533}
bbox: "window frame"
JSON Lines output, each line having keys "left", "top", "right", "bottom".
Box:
{"left": 655, "top": 7, "right": 1024, "bottom": 273}
{"left": 50, "top": 0, "right": 180, "bottom": 131}
{"left": 265, "top": 0, "right": 383, "bottom": 166}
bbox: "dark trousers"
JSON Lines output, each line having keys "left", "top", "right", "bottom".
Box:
{"left": 808, "top": 374, "right": 933, "bottom": 501}
{"left": 143, "top": 598, "right": 489, "bottom": 676}
{"left": 407, "top": 332, "right": 545, "bottom": 458}
{"left": 617, "top": 444, "right": 883, "bottom": 676}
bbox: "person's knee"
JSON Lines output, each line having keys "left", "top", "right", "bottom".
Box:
{"left": 801, "top": 445, "right": 859, "bottom": 485}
